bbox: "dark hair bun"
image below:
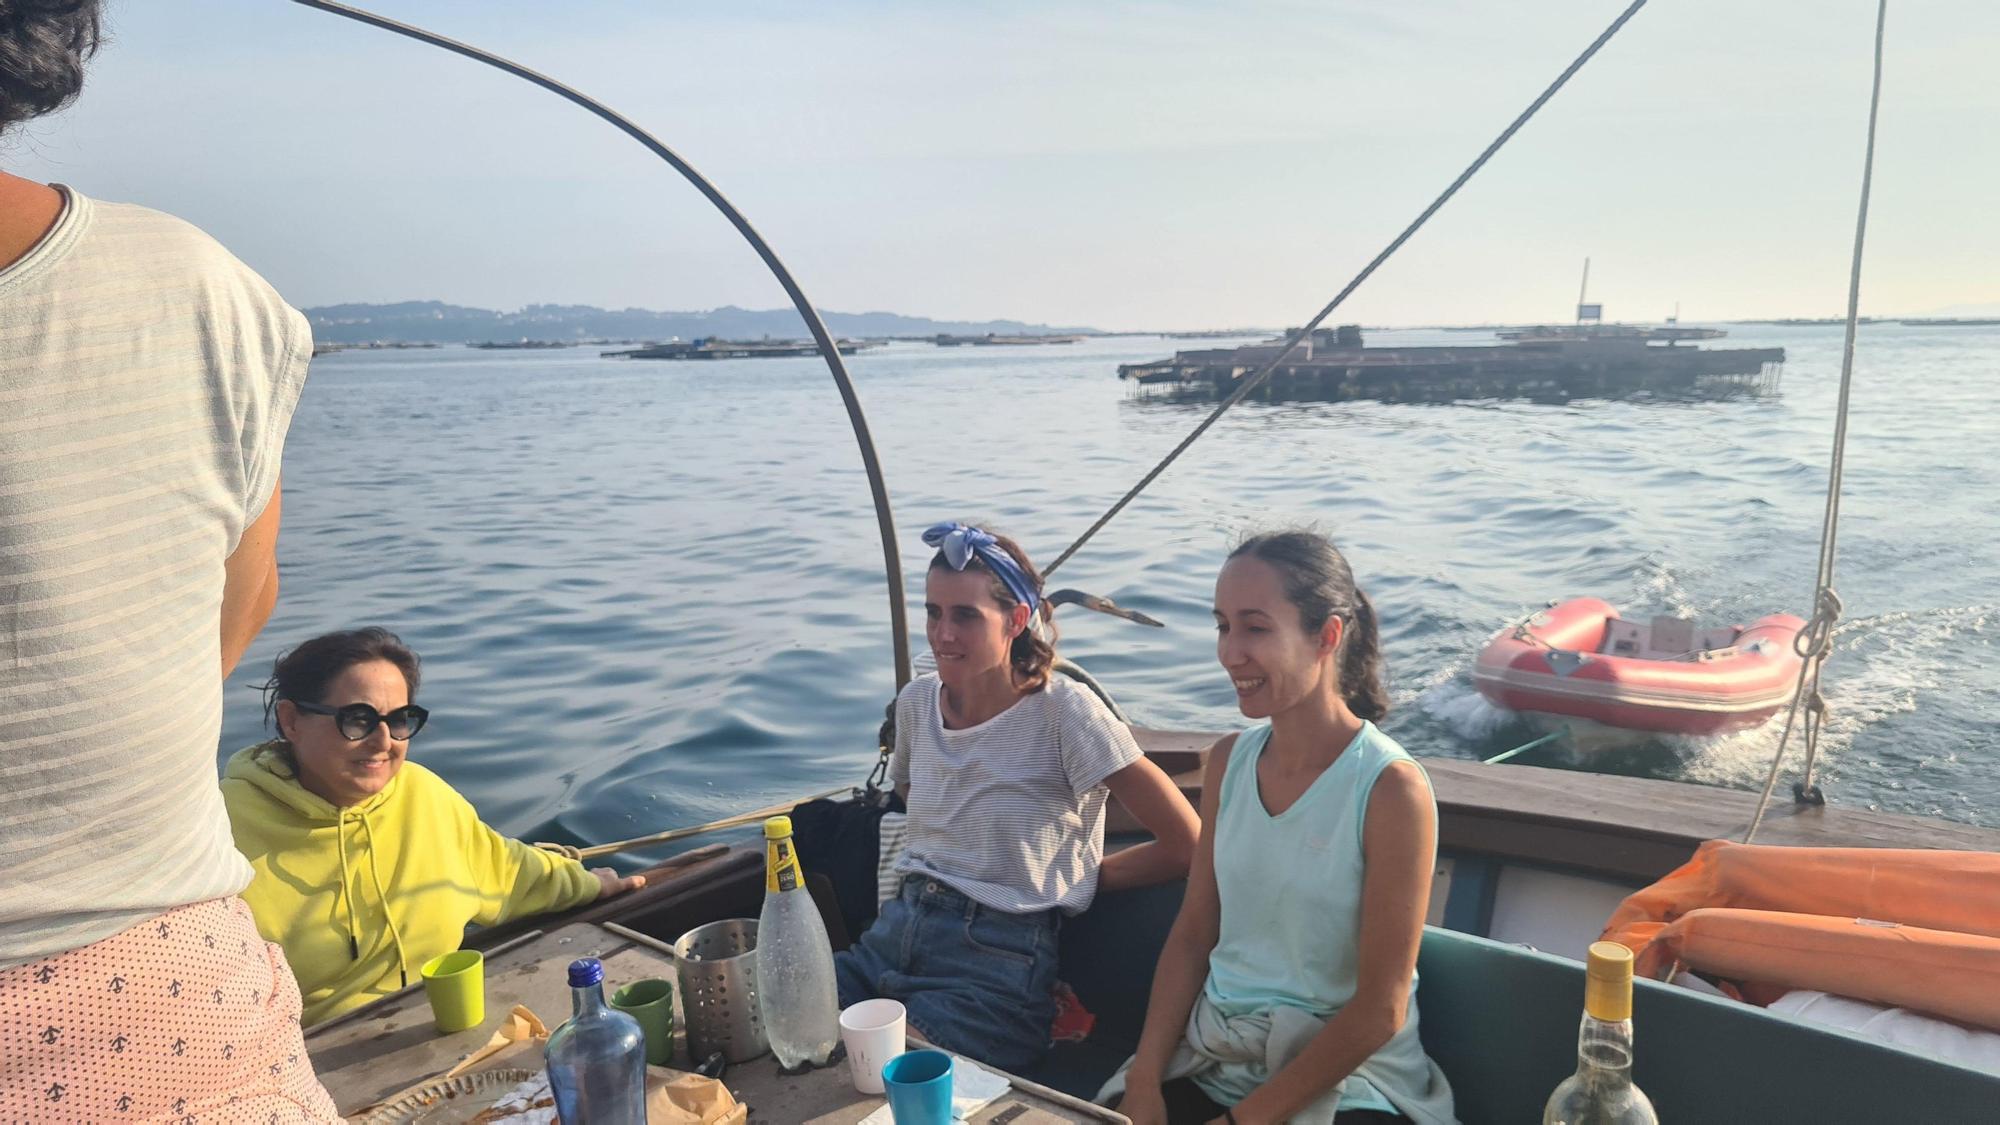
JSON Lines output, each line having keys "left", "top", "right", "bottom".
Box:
{"left": 0, "top": 0, "right": 102, "bottom": 134}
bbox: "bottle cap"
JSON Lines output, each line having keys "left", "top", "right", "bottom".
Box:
{"left": 1584, "top": 941, "right": 1634, "bottom": 1022}
{"left": 763, "top": 815, "right": 793, "bottom": 840}
{"left": 567, "top": 957, "right": 604, "bottom": 988}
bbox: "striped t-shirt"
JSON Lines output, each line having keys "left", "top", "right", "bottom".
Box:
{"left": 0, "top": 187, "right": 310, "bottom": 967}
{"left": 890, "top": 672, "right": 1144, "bottom": 915}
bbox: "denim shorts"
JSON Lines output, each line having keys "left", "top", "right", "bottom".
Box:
{"left": 834, "top": 874, "right": 1061, "bottom": 1073}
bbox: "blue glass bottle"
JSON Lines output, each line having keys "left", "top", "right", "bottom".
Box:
{"left": 545, "top": 958, "right": 647, "bottom": 1123}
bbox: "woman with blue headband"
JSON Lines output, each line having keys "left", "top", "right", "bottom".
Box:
{"left": 834, "top": 522, "right": 1200, "bottom": 1072}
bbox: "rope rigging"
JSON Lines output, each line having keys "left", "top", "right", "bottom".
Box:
{"left": 1743, "top": 0, "right": 1888, "bottom": 843}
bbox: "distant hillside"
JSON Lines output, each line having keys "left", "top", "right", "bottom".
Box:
{"left": 303, "top": 301, "right": 1098, "bottom": 345}
{"left": 1918, "top": 301, "right": 2000, "bottom": 318}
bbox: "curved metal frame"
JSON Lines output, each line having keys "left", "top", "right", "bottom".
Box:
{"left": 290, "top": 0, "right": 912, "bottom": 689}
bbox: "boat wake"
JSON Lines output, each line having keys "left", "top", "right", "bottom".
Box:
{"left": 1676, "top": 602, "right": 1994, "bottom": 791}
{"left": 1631, "top": 554, "right": 1705, "bottom": 620}
{"left": 1415, "top": 678, "right": 1517, "bottom": 744}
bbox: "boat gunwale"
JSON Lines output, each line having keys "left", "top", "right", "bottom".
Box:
{"left": 1126, "top": 727, "right": 2000, "bottom": 884}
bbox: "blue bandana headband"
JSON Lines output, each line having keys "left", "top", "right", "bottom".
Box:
{"left": 923, "top": 522, "right": 1042, "bottom": 615}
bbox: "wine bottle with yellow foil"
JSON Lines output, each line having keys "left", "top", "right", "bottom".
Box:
{"left": 754, "top": 815, "right": 840, "bottom": 1069}
{"left": 1543, "top": 941, "right": 1660, "bottom": 1125}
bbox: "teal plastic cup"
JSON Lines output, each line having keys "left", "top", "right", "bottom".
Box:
{"left": 881, "top": 1048, "right": 953, "bottom": 1125}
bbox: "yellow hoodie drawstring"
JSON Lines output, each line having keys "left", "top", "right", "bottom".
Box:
{"left": 357, "top": 809, "right": 413, "bottom": 988}
{"left": 336, "top": 807, "right": 415, "bottom": 987}
{"left": 336, "top": 813, "right": 364, "bottom": 962}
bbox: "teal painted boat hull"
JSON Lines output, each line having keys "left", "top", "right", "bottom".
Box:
{"left": 1419, "top": 926, "right": 2000, "bottom": 1123}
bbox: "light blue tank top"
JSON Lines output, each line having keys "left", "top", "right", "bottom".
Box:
{"left": 1196, "top": 721, "right": 1435, "bottom": 1113}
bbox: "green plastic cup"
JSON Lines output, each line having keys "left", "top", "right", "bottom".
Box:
{"left": 420, "top": 949, "right": 485, "bottom": 1033}
{"left": 611, "top": 977, "right": 677, "bottom": 1065}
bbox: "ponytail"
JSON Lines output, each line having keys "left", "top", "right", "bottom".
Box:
{"left": 1339, "top": 589, "right": 1389, "bottom": 721}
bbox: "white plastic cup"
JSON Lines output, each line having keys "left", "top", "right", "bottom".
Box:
{"left": 839, "top": 998, "right": 908, "bottom": 1095}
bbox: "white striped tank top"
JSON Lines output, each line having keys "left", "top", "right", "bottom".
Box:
{"left": 0, "top": 187, "right": 310, "bottom": 966}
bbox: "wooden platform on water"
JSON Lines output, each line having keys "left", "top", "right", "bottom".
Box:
{"left": 934, "top": 333, "right": 1084, "bottom": 346}
{"left": 1119, "top": 327, "right": 1784, "bottom": 404}
{"left": 603, "top": 339, "right": 875, "bottom": 360}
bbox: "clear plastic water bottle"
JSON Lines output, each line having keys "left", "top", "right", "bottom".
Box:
{"left": 546, "top": 957, "right": 647, "bottom": 1123}
{"left": 756, "top": 815, "right": 840, "bottom": 1068}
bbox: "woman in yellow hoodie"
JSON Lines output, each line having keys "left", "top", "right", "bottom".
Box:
{"left": 222, "top": 627, "right": 644, "bottom": 1026}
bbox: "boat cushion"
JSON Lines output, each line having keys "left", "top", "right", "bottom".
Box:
{"left": 1023, "top": 878, "right": 1187, "bottom": 1098}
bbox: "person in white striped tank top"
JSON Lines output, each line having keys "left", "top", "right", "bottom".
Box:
{"left": 834, "top": 522, "right": 1200, "bottom": 1072}
{"left": 1106, "top": 531, "right": 1457, "bottom": 1125}
{"left": 0, "top": 4, "right": 340, "bottom": 1116}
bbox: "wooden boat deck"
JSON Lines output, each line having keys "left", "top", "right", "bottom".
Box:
{"left": 309, "top": 919, "right": 1120, "bottom": 1121}
{"left": 301, "top": 731, "right": 2000, "bottom": 1121}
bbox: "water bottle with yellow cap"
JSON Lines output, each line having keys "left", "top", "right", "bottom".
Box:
{"left": 755, "top": 815, "right": 840, "bottom": 1068}
{"left": 1543, "top": 941, "right": 1659, "bottom": 1124}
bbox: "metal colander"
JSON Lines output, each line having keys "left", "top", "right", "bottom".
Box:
{"left": 672, "top": 918, "right": 767, "bottom": 1063}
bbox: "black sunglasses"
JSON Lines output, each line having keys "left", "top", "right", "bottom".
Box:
{"left": 291, "top": 700, "right": 430, "bottom": 742}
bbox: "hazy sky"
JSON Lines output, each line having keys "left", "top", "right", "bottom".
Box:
{"left": 8, "top": 0, "right": 1996, "bottom": 329}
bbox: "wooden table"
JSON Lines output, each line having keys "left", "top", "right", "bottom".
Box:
{"left": 306, "top": 922, "right": 1126, "bottom": 1123}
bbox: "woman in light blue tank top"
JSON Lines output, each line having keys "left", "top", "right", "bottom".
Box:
{"left": 1105, "top": 532, "right": 1457, "bottom": 1125}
